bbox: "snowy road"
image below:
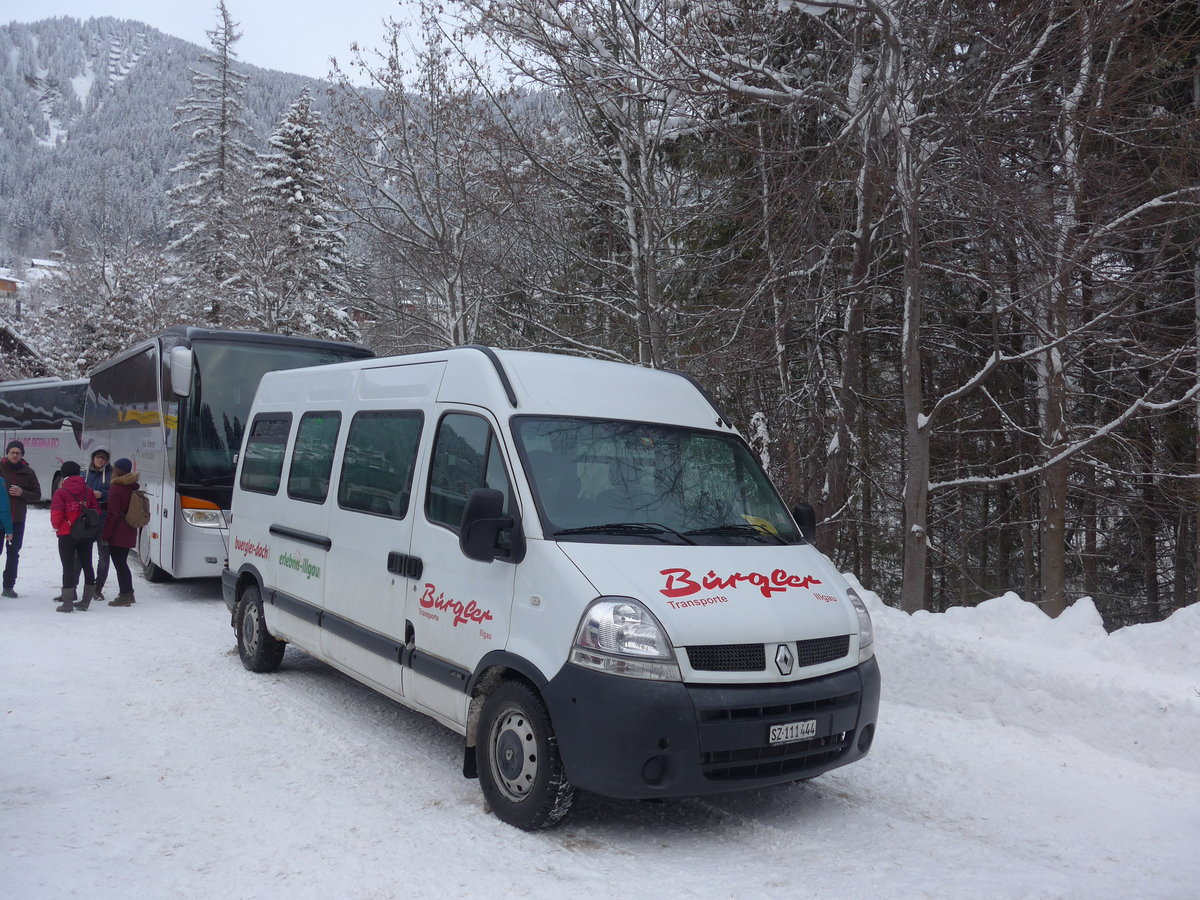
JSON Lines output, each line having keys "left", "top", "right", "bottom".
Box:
{"left": 3, "top": 510, "right": 1198, "bottom": 899}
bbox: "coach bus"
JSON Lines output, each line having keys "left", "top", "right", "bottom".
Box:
{"left": 83, "top": 327, "right": 373, "bottom": 581}
{"left": 0, "top": 376, "right": 88, "bottom": 493}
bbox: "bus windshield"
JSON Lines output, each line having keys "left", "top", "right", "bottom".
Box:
{"left": 177, "top": 342, "right": 357, "bottom": 489}
{"left": 511, "top": 416, "right": 801, "bottom": 545}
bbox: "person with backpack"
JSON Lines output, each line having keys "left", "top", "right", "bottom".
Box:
{"left": 49, "top": 460, "right": 100, "bottom": 613}
{"left": 102, "top": 458, "right": 141, "bottom": 607}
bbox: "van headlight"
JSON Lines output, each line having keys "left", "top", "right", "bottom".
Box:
{"left": 847, "top": 586, "right": 875, "bottom": 662}
{"left": 570, "top": 597, "right": 681, "bottom": 681}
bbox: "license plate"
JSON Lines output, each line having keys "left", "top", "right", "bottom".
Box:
{"left": 769, "top": 719, "right": 817, "bottom": 745}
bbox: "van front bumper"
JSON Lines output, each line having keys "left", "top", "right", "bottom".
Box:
{"left": 542, "top": 656, "right": 880, "bottom": 800}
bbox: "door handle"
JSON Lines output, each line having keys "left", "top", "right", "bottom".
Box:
{"left": 387, "top": 552, "right": 423, "bottom": 580}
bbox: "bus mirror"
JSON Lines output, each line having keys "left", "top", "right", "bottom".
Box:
{"left": 170, "top": 347, "right": 194, "bottom": 397}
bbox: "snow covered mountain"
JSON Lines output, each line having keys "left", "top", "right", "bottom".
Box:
{"left": 0, "top": 16, "right": 333, "bottom": 261}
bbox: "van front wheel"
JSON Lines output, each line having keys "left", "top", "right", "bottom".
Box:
{"left": 477, "top": 681, "right": 574, "bottom": 830}
{"left": 235, "top": 584, "right": 285, "bottom": 673}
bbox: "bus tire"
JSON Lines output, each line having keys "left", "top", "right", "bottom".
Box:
{"left": 477, "top": 680, "right": 574, "bottom": 830}
{"left": 140, "top": 556, "right": 169, "bottom": 583}
{"left": 235, "top": 584, "right": 285, "bottom": 673}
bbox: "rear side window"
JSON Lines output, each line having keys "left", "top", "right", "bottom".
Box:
{"left": 240, "top": 414, "right": 292, "bottom": 495}
{"left": 426, "top": 413, "right": 512, "bottom": 531}
{"left": 338, "top": 410, "right": 423, "bottom": 518}
{"left": 287, "top": 411, "right": 341, "bottom": 503}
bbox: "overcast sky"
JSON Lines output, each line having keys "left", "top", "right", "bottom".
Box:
{"left": 7, "top": 0, "right": 420, "bottom": 80}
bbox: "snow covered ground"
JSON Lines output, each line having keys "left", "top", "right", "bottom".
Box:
{"left": 3, "top": 507, "right": 1198, "bottom": 899}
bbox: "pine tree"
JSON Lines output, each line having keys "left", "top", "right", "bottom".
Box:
{"left": 166, "top": 0, "right": 257, "bottom": 322}
{"left": 240, "top": 87, "right": 358, "bottom": 341}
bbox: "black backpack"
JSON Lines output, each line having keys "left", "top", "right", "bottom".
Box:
{"left": 70, "top": 503, "right": 102, "bottom": 541}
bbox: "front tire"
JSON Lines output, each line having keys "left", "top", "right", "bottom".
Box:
{"left": 142, "top": 560, "right": 168, "bottom": 583}
{"left": 235, "top": 584, "right": 285, "bottom": 673}
{"left": 476, "top": 680, "right": 574, "bottom": 830}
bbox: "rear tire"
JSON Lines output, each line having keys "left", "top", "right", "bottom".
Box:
{"left": 477, "top": 680, "right": 574, "bottom": 830}
{"left": 235, "top": 583, "right": 285, "bottom": 673}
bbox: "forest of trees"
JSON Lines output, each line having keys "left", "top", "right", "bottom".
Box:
{"left": 4, "top": 1, "right": 1199, "bottom": 626}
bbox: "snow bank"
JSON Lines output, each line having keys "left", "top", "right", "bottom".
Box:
{"left": 855, "top": 577, "right": 1200, "bottom": 774}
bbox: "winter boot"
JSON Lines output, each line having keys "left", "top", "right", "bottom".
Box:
{"left": 55, "top": 587, "right": 78, "bottom": 613}
{"left": 74, "top": 584, "right": 97, "bottom": 611}
{"left": 109, "top": 592, "right": 135, "bottom": 607}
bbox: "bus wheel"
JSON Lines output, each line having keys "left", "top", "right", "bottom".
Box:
{"left": 140, "top": 556, "right": 169, "bottom": 583}
{"left": 477, "top": 680, "right": 574, "bottom": 830}
{"left": 235, "top": 584, "right": 285, "bottom": 673}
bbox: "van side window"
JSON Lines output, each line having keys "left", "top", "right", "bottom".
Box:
{"left": 427, "top": 413, "right": 512, "bottom": 531}
{"left": 240, "top": 413, "right": 292, "bottom": 495}
{"left": 338, "top": 410, "right": 423, "bottom": 518}
{"left": 287, "top": 411, "right": 341, "bottom": 503}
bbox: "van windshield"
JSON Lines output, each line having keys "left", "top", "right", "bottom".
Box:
{"left": 511, "top": 416, "right": 801, "bottom": 545}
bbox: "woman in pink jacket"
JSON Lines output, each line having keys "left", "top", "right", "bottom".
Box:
{"left": 49, "top": 460, "right": 100, "bottom": 612}
{"left": 101, "top": 458, "right": 139, "bottom": 607}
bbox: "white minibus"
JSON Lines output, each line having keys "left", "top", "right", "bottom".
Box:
{"left": 224, "top": 346, "right": 879, "bottom": 829}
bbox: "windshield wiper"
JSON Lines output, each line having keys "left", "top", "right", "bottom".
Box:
{"left": 684, "top": 523, "right": 787, "bottom": 545}
{"left": 553, "top": 522, "right": 697, "bottom": 545}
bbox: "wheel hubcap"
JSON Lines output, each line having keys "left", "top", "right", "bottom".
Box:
{"left": 242, "top": 608, "right": 258, "bottom": 652}
{"left": 489, "top": 706, "right": 538, "bottom": 802}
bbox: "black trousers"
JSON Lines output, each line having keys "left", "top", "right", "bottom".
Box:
{"left": 57, "top": 535, "right": 95, "bottom": 589}
{"left": 2, "top": 518, "right": 25, "bottom": 589}
{"left": 109, "top": 545, "right": 134, "bottom": 594}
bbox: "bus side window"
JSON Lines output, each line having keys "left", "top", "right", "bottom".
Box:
{"left": 287, "top": 411, "right": 341, "bottom": 504}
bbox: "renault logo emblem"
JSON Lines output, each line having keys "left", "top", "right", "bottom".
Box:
{"left": 775, "top": 643, "right": 794, "bottom": 676}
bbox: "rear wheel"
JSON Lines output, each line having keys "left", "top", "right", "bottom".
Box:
{"left": 235, "top": 583, "right": 285, "bottom": 672}
{"left": 477, "top": 680, "right": 574, "bottom": 830}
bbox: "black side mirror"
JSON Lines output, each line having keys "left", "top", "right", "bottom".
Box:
{"left": 460, "top": 487, "right": 526, "bottom": 563}
{"left": 792, "top": 502, "right": 817, "bottom": 544}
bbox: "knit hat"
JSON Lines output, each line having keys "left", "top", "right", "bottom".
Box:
{"left": 5, "top": 440, "right": 23, "bottom": 455}
{"left": 113, "top": 458, "right": 133, "bottom": 474}
{"left": 61, "top": 460, "right": 81, "bottom": 478}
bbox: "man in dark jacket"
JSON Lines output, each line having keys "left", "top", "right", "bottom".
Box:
{"left": 85, "top": 449, "right": 113, "bottom": 602}
{"left": 0, "top": 440, "right": 41, "bottom": 598}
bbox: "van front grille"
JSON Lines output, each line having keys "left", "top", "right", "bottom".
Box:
{"left": 687, "top": 644, "right": 765, "bottom": 672}
{"left": 692, "top": 685, "right": 862, "bottom": 782}
{"left": 795, "top": 635, "right": 850, "bottom": 667}
{"left": 685, "top": 635, "right": 851, "bottom": 673}
{"left": 701, "top": 732, "right": 852, "bottom": 780}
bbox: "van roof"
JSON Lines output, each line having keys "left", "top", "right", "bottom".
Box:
{"left": 257, "top": 346, "right": 733, "bottom": 432}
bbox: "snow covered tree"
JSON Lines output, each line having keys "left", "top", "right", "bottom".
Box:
{"left": 237, "top": 88, "right": 359, "bottom": 341}
{"left": 22, "top": 178, "right": 189, "bottom": 376}
{"left": 328, "top": 11, "right": 523, "bottom": 351}
{"left": 166, "top": 0, "right": 257, "bottom": 322}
